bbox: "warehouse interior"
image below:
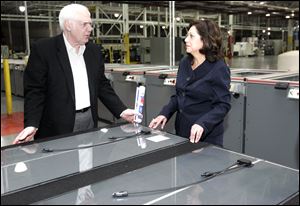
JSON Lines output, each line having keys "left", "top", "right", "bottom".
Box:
{"left": 1, "top": 1, "right": 299, "bottom": 205}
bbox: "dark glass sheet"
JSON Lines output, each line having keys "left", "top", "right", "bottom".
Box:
{"left": 33, "top": 146, "right": 299, "bottom": 205}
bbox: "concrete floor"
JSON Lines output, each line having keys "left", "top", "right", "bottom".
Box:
{"left": 0, "top": 55, "right": 281, "bottom": 147}
{"left": 228, "top": 55, "right": 278, "bottom": 70}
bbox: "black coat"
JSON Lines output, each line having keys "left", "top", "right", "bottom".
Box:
{"left": 160, "top": 56, "right": 231, "bottom": 146}
{"left": 24, "top": 34, "right": 126, "bottom": 139}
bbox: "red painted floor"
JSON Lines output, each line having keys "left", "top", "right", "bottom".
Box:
{"left": 1, "top": 112, "right": 24, "bottom": 136}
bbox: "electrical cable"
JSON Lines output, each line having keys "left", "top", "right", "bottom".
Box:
{"left": 41, "top": 130, "right": 151, "bottom": 153}
{"left": 112, "top": 159, "right": 253, "bottom": 198}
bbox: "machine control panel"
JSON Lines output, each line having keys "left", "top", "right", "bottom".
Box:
{"left": 287, "top": 87, "right": 299, "bottom": 100}
{"left": 163, "top": 78, "right": 176, "bottom": 86}
{"left": 125, "top": 75, "right": 146, "bottom": 83}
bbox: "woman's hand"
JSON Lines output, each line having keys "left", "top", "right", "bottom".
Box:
{"left": 148, "top": 115, "right": 167, "bottom": 129}
{"left": 189, "top": 124, "right": 204, "bottom": 143}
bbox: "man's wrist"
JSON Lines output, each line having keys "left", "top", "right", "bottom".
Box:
{"left": 120, "top": 109, "right": 127, "bottom": 118}
{"left": 27, "top": 126, "right": 38, "bottom": 131}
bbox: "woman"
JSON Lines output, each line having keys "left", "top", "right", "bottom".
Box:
{"left": 149, "top": 19, "right": 231, "bottom": 147}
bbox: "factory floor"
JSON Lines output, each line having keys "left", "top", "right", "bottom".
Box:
{"left": 0, "top": 55, "right": 280, "bottom": 147}
{"left": 227, "top": 55, "right": 278, "bottom": 70}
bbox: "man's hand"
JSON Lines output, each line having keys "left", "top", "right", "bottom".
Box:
{"left": 13, "top": 126, "right": 38, "bottom": 144}
{"left": 120, "top": 109, "right": 142, "bottom": 123}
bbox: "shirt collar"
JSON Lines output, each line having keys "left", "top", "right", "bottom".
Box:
{"left": 63, "top": 33, "right": 86, "bottom": 56}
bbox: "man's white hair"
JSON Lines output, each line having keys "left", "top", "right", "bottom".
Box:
{"left": 58, "top": 4, "right": 90, "bottom": 31}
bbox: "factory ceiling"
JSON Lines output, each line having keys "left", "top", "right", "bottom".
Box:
{"left": 1, "top": 1, "right": 299, "bottom": 20}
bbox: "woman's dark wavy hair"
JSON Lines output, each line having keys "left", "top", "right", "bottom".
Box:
{"left": 187, "top": 19, "right": 224, "bottom": 62}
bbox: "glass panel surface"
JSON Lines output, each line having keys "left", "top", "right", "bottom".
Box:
{"left": 1, "top": 124, "right": 185, "bottom": 195}
{"left": 32, "top": 146, "right": 299, "bottom": 205}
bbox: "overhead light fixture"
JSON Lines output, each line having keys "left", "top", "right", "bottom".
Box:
{"left": 247, "top": 11, "right": 252, "bottom": 15}
{"left": 140, "top": 25, "right": 144, "bottom": 29}
{"left": 285, "top": 15, "right": 290, "bottom": 19}
{"left": 266, "top": 13, "right": 270, "bottom": 17}
{"left": 262, "top": 30, "right": 266, "bottom": 33}
{"left": 162, "top": 26, "right": 166, "bottom": 29}
{"left": 19, "top": 5, "right": 26, "bottom": 12}
{"left": 114, "top": 13, "right": 119, "bottom": 18}
{"left": 267, "top": 27, "right": 271, "bottom": 30}
{"left": 267, "top": 32, "right": 270, "bottom": 35}
{"left": 260, "top": 2, "right": 265, "bottom": 5}
{"left": 291, "top": 13, "right": 294, "bottom": 17}
{"left": 175, "top": 17, "right": 181, "bottom": 22}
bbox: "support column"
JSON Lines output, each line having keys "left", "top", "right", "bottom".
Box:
{"left": 281, "top": 29, "right": 285, "bottom": 53}
{"left": 157, "top": 7, "right": 161, "bottom": 38}
{"left": 24, "top": 1, "right": 30, "bottom": 55}
{"left": 149, "top": 6, "right": 153, "bottom": 36}
{"left": 122, "top": 4, "right": 130, "bottom": 64}
{"left": 169, "top": 1, "right": 175, "bottom": 66}
{"left": 96, "top": 6, "right": 100, "bottom": 44}
{"left": 287, "top": 19, "right": 293, "bottom": 51}
{"left": 3, "top": 59, "right": 13, "bottom": 115}
{"left": 8, "top": 21, "right": 13, "bottom": 49}
{"left": 52, "top": 8, "right": 58, "bottom": 35}
{"left": 226, "top": 14, "right": 234, "bottom": 61}
{"left": 48, "top": 10, "right": 53, "bottom": 37}
{"left": 143, "top": 8, "right": 147, "bottom": 38}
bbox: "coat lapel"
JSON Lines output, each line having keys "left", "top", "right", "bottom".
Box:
{"left": 56, "top": 35, "right": 75, "bottom": 102}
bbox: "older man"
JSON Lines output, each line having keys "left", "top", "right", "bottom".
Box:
{"left": 13, "top": 4, "right": 136, "bottom": 144}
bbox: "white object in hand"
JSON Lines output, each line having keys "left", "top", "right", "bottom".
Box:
{"left": 134, "top": 86, "right": 146, "bottom": 123}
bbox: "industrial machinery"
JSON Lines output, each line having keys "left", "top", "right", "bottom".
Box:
{"left": 1, "top": 59, "right": 26, "bottom": 96}
{"left": 223, "top": 68, "right": 292, "bottom": 153}
{"left": 233, "top": 42, "right": 257, "bottom": 57}
{"left": 244, "top": 72, "right": 299, "bottom": 169}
